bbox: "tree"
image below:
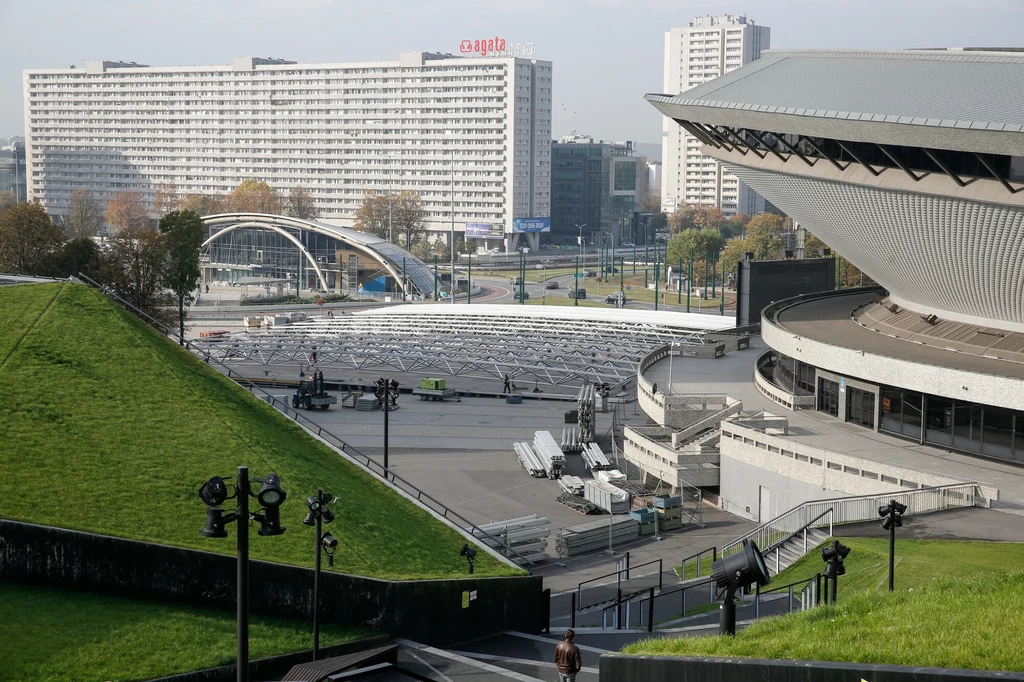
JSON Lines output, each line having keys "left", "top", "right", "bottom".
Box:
{"left": 154, "top": 183, "right": 181, "bottom": 217}
{"left": 159, "top": 210, "right": 205, "bottom": 345}
{"left": 228, "top": 179, "right": 280, "bottom": 214}
{"left": 180, "top": 194, "right": 225, "bottom": 216}
{"left": 692, "top": 206, "right": 726, "bottom": 232}
{"left": 392, "top": 191, "right": 426, "bottom": 249}
{"left": 0, "top": 202, "right": 65, "bottom": 275}
{"left": 66, "top": 189, "right": 104, "bottom": 239}
{"left": 641, "top": 192, "right": 661, "bottom": 214}
{"left": 284, "top": 187, "right": 319, "bottom": 221}
{"left": 720, "top": 236, "right": 753, "bottom": 279}
{"left": 666, "top": 227, "right": 726, "bottom": 267}
{"left": 353, "top": 191, "right": 389, "bottom": 238}
{"left": 0, "top": 190, "right": 16, "bottom": 216}
{"left": 105, "top": 191, "right": 151, "bottom": 234}
{"left": 97, "top": 224, "right": 168, "bottom": 321}
{"left": 745, "top": 212, "right": 787, "bottom": 260}
{"left": 51, "top": 237, "right": 100, "bottom": 279}
{"left": 667, "top": 205, "right": 695, "bottom": 234}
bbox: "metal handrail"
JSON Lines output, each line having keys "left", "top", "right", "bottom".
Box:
{"left": 679, "top": 546, "right": 717, "bottom": 580}
{"left": 576, "top": 557, "right": 663, "bottom": 595}
{"left": 75, "top": 273, "right": 535, "bottom": 571}
{"left": 765, "top": 508, "right": 834, "bottom": 553}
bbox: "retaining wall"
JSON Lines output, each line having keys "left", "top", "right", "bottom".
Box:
{"left": 0, "top": 520, "right": 545, "bottom": 647}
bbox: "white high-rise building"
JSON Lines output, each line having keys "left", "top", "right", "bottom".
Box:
{"left": 23, "top": 52, "right": 552, "bottom": 250}
{"left": 661, "top": 14, "right": 768, "bottom": 216}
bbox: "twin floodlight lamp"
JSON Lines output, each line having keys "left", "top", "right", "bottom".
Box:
{"left": 198, "top": 472, "right": 287, "bottom": 539}
{"left": 879, "top": 499, "right": 908, "bottom": 531}
{"left": 374, "top": 378, "right": 400, "bottom": 406}
{"left": 304, "top": 490, "right": 338, "bottom": 566}
{"left": 821, "top": 539, "right": 851, "bottom": 579}
{"left": 460, "top": 543, "right": 477, "bottom": 574}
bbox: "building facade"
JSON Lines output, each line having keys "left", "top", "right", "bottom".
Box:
{"left": 550, "top": 135, "right": 646, "bottom": 247}
{"left": 648, "top": 48, "right": 1024, "bottom": 466}
{"left": 23, "top": 53, "right": 552, "bottom": 250}
{"left": 0, "top": 140, "right": 26, "bottom": 202}
{"left": 661, "top": 14, "right": 768, "bottom": 216}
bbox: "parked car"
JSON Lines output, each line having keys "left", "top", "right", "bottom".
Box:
{"left": 605, "top": 292, "right": 627, "bottom": 305}
{"left": 568, "top": 288, "right": 588, "bottom": 299}
{"left": 603, "top": 265, "right": 618, "bottom": 274}
{"left": 584, "top": 269, "right": 598, "bottom": 277}
{"left": 510, "top": 276, "right": 522, "bottom": 286}
{"left": 514, "top": 289, "right": 530, "bottom": 300}
{"left": 544, "top": 280, "right": 560, "bottom": 289}
{"left": 621, "top": 241, "right": 635, "bottom": 248}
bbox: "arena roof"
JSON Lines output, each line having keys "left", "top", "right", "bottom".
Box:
{"left": 646, "top": 50, "right": 1024, "bottom": 156}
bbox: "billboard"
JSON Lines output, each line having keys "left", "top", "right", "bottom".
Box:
{"left": 512, "top": 217, "right": 551, "bottom": 233}
{"left": 465, "top": 223, "right": 504, "bottom": 239}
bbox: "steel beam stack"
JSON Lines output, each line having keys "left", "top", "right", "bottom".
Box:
{"left": 558, "top": 475, "right": 586, "bottom": 497}
{"left": 556, "top": 515, "right": 638, "bottom": 556}
{"left": 533, "top": 431, "right": 565, "bottom": 479}
{"left": 514, "top": 442, "right": 547, "bottom": 477}
{"left": 577, "top": 384, "right": 596, "bottom": 443}
{"left": 581, "top": 443, "right": 612, "bottom": 471}
{"left": 467, "top": 515, "right": 550, "bottom": 565}
{"left": 560, "top": 427, "right": 584, "bottom": 453}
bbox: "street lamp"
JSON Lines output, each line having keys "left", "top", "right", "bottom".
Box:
{"left": 711, "top": 539, "right": 770, "bottom": 635}
{"left": 374, "top": 378, "right": 400, "bottom": 469}
{"left": 198, "top": 467, "right": 288, "bottom": 682}
{"left": 879, "top": 500, "right": 907, "bottom": 591}
{"left": 821, "top": 540, "right": 851, "bottom": 604}
{"left": 460, "top": 543, "right": 477, "bottom": 574}
{"left": 575, "top": 223, "right": 587, "bottom": 264}
{"left": 303, "top": 489, "right": 337, "bottom": 660}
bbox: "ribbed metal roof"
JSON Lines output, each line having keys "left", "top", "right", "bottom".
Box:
{"left": 654, "top": 50, "right": 1024, "bottom": 132}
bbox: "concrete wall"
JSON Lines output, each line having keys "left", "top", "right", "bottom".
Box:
{"left": 718, "top": 422, "right": 998, "bottom": 522}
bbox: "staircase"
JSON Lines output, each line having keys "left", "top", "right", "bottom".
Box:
{"left": 760, "top": 526, "right": 831, "bottom": 576}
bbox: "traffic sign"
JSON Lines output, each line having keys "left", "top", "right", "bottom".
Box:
{"left": 626, "top": 285, "right": 631, "bottom": 291}
{"left": 575, "top": 273, "right": 585, "bottom": 278}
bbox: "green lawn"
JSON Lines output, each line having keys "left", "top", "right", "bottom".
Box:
{"left": 0, "top": 282, "right": 520, "bottom": 579}
{"left": 624, "top": 572, "right": 1024, "bottom": 671}
{"left": 0, "top": 582, "right": 374, "bottom": 682}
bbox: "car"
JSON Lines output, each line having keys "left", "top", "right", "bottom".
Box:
{"left": 568, "top": 288, "right": 587, "bottom": 299}
{"left": 513, "top": 290, "right": 530, "bottom": 300}
{"left": 544, "top": 280, "right": 559, "bottom": 290}
{"left": 584, "top": 269, "right": 598, "bottom": 277}
{"left": 510, "top": 276, "right": 522, "bottom": 286}
{"left": 603, "top": 265, "right": 619, "bottom": 274}
{"left": 606, "top": 292, "right": 627, "bottom": 305}
{"left": 621, "top": 241, "right": 635, "bottom": 248}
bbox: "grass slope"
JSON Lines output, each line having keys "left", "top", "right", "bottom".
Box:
{"left": 624, "top": 572, "right": 1024, "bottom": 671}
{"left": 0, "top": 582, "right": 372, "bottom": 682}
{"left": 0, "top": 283, "right": 519, "bottom": 579}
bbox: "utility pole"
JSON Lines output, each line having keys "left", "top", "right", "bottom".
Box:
{"left": 467, "top": 253, "right": 472, "bottom": 305}
{"left": 450, "top": 150, "right": 456, "bottom": 304}
{"left": 687, "top": 248, "right": 693, "bottom": 313}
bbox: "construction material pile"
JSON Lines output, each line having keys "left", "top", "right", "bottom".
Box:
{"left": 513, "top": 431, "right": 565, "bottom": 479}
{"left": 556, "top": 515, "right": 638, "bottom": 556}
{"left": 466, "top": 515, "right": 550, "bottom": 566}
{"left": 585, "top": 479, "right": 631, "bottom": 514}
{"left": 560, "top": 427, "right": 584, "bottom": 453}
{"left": 581, "top": 443, "right": 612, "bottom": 471}
{"left": 577, "top": 384, "right": 596, "bottom": 443}
{"left": 558, "top": 475, "right": 586, "bottom": 497}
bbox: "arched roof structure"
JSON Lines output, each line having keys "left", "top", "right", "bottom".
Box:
{"left": 201, "top": 213, "right": 435, "bottom": 295}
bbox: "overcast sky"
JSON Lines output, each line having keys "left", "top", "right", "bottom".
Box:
{"left": 2, "top": 0, "right": 1022, "bottom": 146}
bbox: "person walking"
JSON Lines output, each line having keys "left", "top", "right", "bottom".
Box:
{"left": 553, "top": 629, "right": 582, "bottom": 682}
{"left": 503, "top": 374, "right": 511, "bottom": 394}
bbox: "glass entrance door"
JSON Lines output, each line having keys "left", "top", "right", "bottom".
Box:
{"left": 847, "top": 387, "right": 876, "bottom": 429}
{"left": 818, "top": 378, "right": 839, "bottom": 417}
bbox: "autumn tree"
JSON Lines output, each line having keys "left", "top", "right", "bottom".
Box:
{"left": 666, "top": 227, "right": 725, "bottom": 266}
{"left": 153, "top": 183, "right": 181, "bottom": 217}
{"left": 0, "top": 202, "right": 65, "bottom": 275}
{"left": 228, "top": 179, "right": 280, "bottom": 214}
{"left": 159, "top": 210, "right": 205, "bottom": 344}
{"left": 180, "top": 194, "right": 224, "bottom": 216}
{"left": 353, "top": 191, "right": 389, "bottom": 238}
{"left": 667, "top": 205, "right": 695, "bottom": 234}
{"left": 105, "top": 191, "right": 151, "bottom": 234}
{"left": 392, "top": 190, "right": 426, "bottom": 249}
{"left": 720, "top": 236, "right": 754, "bottom": 278}
{"left": 0, "top": 190, "right": 16, "bottom": 216}
{"left": 692, "top": 205, "right": 726, "bottom": 231}
{"left": 66, "top": 189, "right": 104, "bottom": 239}
{"left": 744, "top": 212, "right": 787, "bottom": 260}
{"left": 284, "top": 186, "right": 319, "bottom": 221}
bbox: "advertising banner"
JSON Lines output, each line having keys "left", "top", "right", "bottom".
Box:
{"left": 512, "top": 217, "right": 551, "bottom": 233}
{"left": 465, "top": 223, "right": 504, "bottom": 239}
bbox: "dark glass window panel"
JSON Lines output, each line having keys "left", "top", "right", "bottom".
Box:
{"left": 880, "top": 386, "right": 902, "bottom": 433}
{"left": 926, "top": 396, "right": 953, "bottom": 446}
{"left": 983, "top": 407, "right": 1014, "bottom": 460}
{"left": 952, "top": 403, "right": 983, "bottom": 454}
{"left": 902, "top": 391, "right": 923, "bottom": 439}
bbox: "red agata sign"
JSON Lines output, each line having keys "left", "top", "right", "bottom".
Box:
{"left": 460, "top": 37, "right": 507, "bottom": 56}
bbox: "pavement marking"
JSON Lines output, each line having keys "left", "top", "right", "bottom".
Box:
{"left": 395, "top": 640, "right": 546, "bottom": 682}
{"left": 504, "top": 631, "right": 609, "bottom": 654}
{"left": 450, "top": 650, "right": 599, "bottom": 675}
{"left": 407, "top": 650, "right": 456, "bottom": 682}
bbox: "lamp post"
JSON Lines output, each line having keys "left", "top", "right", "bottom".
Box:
{"left": 198, "top": 467, "right": 287, "bottom": 682}
{"left": 460, "top": 543, "right": 477, "bottom": 574}
{"left": 450, "top": 149, "right": 456, "bottom": 304}
{"left": 374, "top": 378, "right": 400, "bottom": 469}
{"left": 821, "top": 540, "right": 851, "bottom": 604}
{"left": 574, "top": 255, "right": 579, "bottom": 307}
{"left": 575, "top": 223, "right": 587, "bottom": 266}
{"left": 879, "top": 500, "right": 907, "bottom": 591}
{"left": 303, "top": 490, "right": 337, "bottom": 660}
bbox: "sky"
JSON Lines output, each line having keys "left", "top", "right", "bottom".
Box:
{"left": 2, "top": 0, "right": 1023, "bottom": 148}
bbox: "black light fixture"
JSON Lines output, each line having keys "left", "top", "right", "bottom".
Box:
{"left": 711, "top": 538, "right": 770, "bottom": 635}
{"left": 821, "top": 540, "right": 851, "bottom": 603}
{"left": 375, "top": 377, "right": 401, "bottom": 469}
{"left": 460, "top": 543, "right": 477, "bottom": 575}
{"left": 879, "top": 499, "right": 907, "bottom": 591}
{"left": 198, "top": 466, "right": 288, "bottom": 682}
{"left": 305, "top": 489, "right": 337, "bottom": 661}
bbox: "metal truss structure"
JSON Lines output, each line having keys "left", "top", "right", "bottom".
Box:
{"left": 195, "top": 305, "right": 735, "bottom": 389}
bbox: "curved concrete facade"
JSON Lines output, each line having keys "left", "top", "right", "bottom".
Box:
{"left": 729, "top": 164, "right": 1024, "bottom": 331}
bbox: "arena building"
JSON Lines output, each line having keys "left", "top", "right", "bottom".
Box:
{"left": 647, "top": 49, "right": 1024, "bottom": 465}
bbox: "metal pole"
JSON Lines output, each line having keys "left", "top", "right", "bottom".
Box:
{"left": 574, "top": 255, "right": 579, "bottom": 307}
{"left": 677, "top": 259, "right": 682, "bottom": 304}
{"left": 236, "top": 466, "right": 250, "bottom": 682}
{"left": 450, "top": 151, "right": 455, "bottom": 304}
{"left": 720, "top": 588, "right": 736, "bottom": 636}
{"left": 711, "top": 252, "right": 717, "bottom": 298}
{"left": 831, "top": 576, "right": 838, "bottom": 605}
{"left": 467, "top": 253, "right": 471, "bottom": 305}
{"left": 889, "top": 517, "right": 896, "bottom": 592}
{"left": 632, "top": 243, "right": 636, "bottom": 273}
{"left": 383, "top": 378, "right": 389, "bottom": 470}
{"left": 720, "top": 254, "right": 726, "bottom": 315}
{"left": 686, "top": 248, "right": 692, "bottom": 313}
{"left": 647, "top": 587, "right": 655, "bottom": 632}
{"left": 402, "top": 256, "right": 407, "bottom": 302}
{"left": 433, "top": 255, "right": 438, "bottom": 300}
{"left": 313, "top": 496, "right": 322, "bottom": 660}
{"left": 654, "top": 260, "right": 659, "bottom": 311}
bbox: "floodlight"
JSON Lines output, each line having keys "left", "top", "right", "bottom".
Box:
{"left": 199, "top": 476, "right": 229, "bottom": 507}
{"left": 201, "top": 507, "right": 230, "bottom": 538}
{"left": 891, "top": 500, "right": 908, "bottom": 515}
{"left": 711, "top": 539, "right": 771, "bottom": 593}
{"left": 257, "top": 473, "right": 286, "bottom": 507}
{"left": 321, "top": 532, "right": 338, "bottom": 550}
{"left": 256, "top": 505, "right": 286, "bottom": 536}
{"left": 321, "top": 508, "right": 335, "bottom": 524}
{"left": 389, "top": 379, "right": 399, "bottom": 391}
{"left": 460, "top": 543, "right": 477, "bottom": 559}
{"left": 303, "top": 508, "right": 318, "bottom": 527}
{"left": 821, "top": 540, "right": 851, "bottom": 562}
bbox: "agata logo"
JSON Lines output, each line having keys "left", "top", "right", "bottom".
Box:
{"left": 460, "top": 37, "right": 507, "bottom": 56}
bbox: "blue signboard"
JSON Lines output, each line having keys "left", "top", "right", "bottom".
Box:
{"left": 513, "top": 217, "right": 551, "bottom": 233}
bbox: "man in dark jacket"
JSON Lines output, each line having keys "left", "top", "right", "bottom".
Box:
{"left": 553, "top": 628, "right": 582, "bottom": 681}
